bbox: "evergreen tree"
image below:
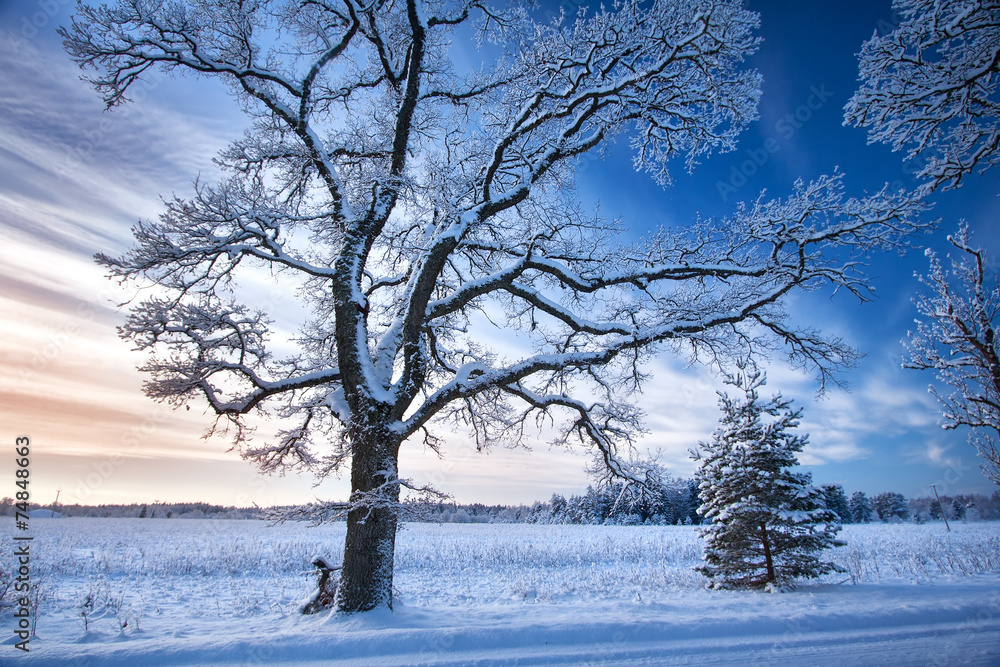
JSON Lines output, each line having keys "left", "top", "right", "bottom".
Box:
{"left": 849, "top": 491, "right": 873, "bottom": 523}
{"left": 581, "top": 486, "right": 606, "bottom": 524}
{"left": 549, "top": 494, "right": 567, "bottom": 522}
{"left": 819, "top": 484, "right": 853, "bottom": 524}
{"left": 872, "top": 492, "right": 908, "bottom": 522}
{"left": 692, "top": 370, "right": 845, "bottom": 590}
{"left": 683, "top": 480, "right": 703, "bottom": 526}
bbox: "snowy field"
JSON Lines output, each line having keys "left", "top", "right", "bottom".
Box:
{"left": 2, "top": 518, "right": 999, "bottom": 666}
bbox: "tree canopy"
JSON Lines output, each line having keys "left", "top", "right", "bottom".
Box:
{"left": 906, "top": 224, "right": 1000, "bottom": 484}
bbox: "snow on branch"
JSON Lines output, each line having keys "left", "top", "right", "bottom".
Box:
{"left": 905, "top": 222, "right": 1000, "bottom": 483}
{"left": 72, "top": 0, "right": 929, "bottom": 494}
{"left": 846, "top": 0, "right": 1000, "bottom": 191}
{"left": 96, "top": 179, "right": 340, "bottom": 292}
{"left": 123, "top": 294, "right": 341, "bottom": 424}
{"left": 406, "top": 172, "right": 928, "bottom": 440}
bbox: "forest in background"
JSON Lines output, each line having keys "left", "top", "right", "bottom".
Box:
{"left": 5, "top": 482, "right": 998, "bottom": 525}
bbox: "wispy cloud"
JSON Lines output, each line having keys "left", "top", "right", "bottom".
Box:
{"left": 0, "top": 31, "right": 243, "bottom": 252}
{"left": 0, "top": 27, "right": 254, "bottom": 503}
{"left": 903, "top": 437, "right": 965, "bottom": 471}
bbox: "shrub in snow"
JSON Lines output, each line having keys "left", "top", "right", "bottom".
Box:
{"left": 692, "top": 370, "right": 845, "bottom": 590}
{"left": 0, "top": 566, "right": 11, "bottom": 609}
{"left": 76, "top": 579, "right": 106, "bottom": 634}
{"left": 301, "top": 556, "right": 340, "bottom": 615}
{"left": 74, "top": 577, "right": 134, "bottom": 635}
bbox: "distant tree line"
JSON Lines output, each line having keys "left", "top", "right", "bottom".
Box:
{"left": 0, "top": 500, "right": 264, "bottom": 520}
{"left": 413, "top": 479, "right": 703, "bottom": 526}
{"left": 3, "top": 487, "right": 998, "bottom": 524}
{"left": 834, "top": 488, "right": 1000, "bottom": 524}
{"left": 410, "top": 484, "right": 1000, "bottom": 526}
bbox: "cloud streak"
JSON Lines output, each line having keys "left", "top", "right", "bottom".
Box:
{"left": 0, "top": 3, "right": 994, "bottom": 507}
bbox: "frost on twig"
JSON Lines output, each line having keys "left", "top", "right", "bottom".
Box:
{"left": 846, "top": 0, "right": 1000, "bottom": 191}
{"left": 905, "top": 222, "right": 1000, "bottom": 484}
{"left": 266, "top": 478, "right": 451, "bottom": 525}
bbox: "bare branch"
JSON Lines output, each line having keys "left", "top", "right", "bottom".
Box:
{"left": 846, "top": 0, "right": 1000, "bottom": 191}
{"left": 905, "top": 222, "right": 1000, "bottom": 483}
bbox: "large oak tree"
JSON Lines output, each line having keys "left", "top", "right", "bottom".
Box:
{"left": 63, "top": 0, "right": 926, "bottom": 612}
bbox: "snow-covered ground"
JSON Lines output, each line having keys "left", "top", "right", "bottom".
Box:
{"left": 2, "top": 518, "right": 999, "bottom": 665}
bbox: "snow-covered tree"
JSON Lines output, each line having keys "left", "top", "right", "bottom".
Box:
{"left": 845, "top": 0, "right": 1000, "bottom": 191}
{"left": 849, "top": 491, "right": 873, "bottom": 523}
{"left": 952, "top": 497, "right": 967, "bottom": 519}
{"left": 692, "top": 370, "right": 844, "bottom": 590}
{"left": 929, "top": 498, "right": 943, "bottom": 520}
{"left": 872, "top": 491, "right": 909, "bottom": 522}
{"left": 848, "top": 1, "right": 1000, "bottom": 486}
{"left": 820, "top": 484, "right": 853, "bottom": 524}
{"left": 906, "top": 223, "right": 1000, "bottom": 484}
{"left": 549, "top": 493, "right": 567, "bottom": 521}
{"left": 682, "top": 480, "right": 704, "bottom": 525}
{"left": 62, "top": 0, "right": 924, "bottom": 612}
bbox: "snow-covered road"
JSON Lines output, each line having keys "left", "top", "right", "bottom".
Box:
{"left": 12, "top": 578, "right": 1000, "bottom": 666}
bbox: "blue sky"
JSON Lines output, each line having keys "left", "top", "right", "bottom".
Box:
{"left": 0, "top": 0, "right": 998, "bottom": 508}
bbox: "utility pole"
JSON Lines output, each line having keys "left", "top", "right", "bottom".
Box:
{"left": 931, "top": 484, "right": 950, "bottom": 532}
{"left": 49, "top": 488, "right": 62, "bottom": 518}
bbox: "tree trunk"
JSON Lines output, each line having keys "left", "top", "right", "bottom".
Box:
{"left": 760, "top": 522, "right": 775, "bottom": 584}
{"left": 336, "top": 423, "right": 400, "bottom": 613}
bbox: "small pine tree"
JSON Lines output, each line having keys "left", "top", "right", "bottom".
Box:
{"left": 692, "top": 370, "right": 845, "bottom": 590}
